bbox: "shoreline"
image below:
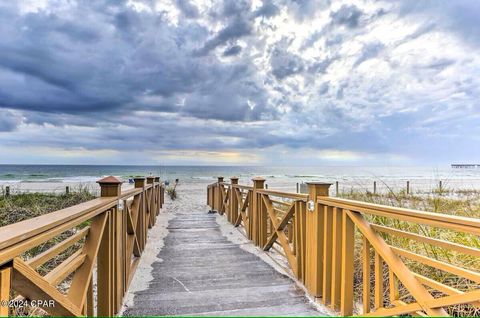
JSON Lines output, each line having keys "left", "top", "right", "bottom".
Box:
{"left": 3, "top": 178, "right": 480, "bottom": 197}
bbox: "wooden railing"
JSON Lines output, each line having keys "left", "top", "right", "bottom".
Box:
{"left": 207, "top": 177, "right": 480, "bottom": 316}
{"left": 0, "top": 176, "right": 164, "bottom": 317}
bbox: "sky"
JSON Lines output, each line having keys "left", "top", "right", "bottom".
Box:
{"left": 0, "top": 0, "right": 479, "bottom": 166}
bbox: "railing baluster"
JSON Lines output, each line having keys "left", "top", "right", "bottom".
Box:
{"left": 340, "top": 210, "right": 355, "bottom": 316}
{"left": 229, "top": 178, "right": 238, "bottom": 223}
{"left": 374, "top": 251, "right": 384, "bottom": 310}
{"left": 86, "top": 276, "right": 94, "bottom": 316}
{"left": 97, "top": 209, "right": 113, "bottom": 316}
{"left": 330, "top": 207, "right": 342, "bottom": 310}
{"left": 322, "top": 205, "right": 333, "bottom": 305}
{"left": 389, "top": 267, "right": 399, "bottom": 303}
{"left": 363, "top": 236, "right": 371, "bottom": 314}
{"left": 0, "top": 266, "right": 11, "bottom": 317}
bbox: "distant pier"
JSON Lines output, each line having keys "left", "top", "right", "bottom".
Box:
{"left": 451, "top": 164, "right": 480, "bottom": 168}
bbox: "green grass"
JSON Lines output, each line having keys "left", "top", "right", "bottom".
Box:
{"left": 0, "top": 188, "right": 96, "bottom": 315}
{"left": 339, "top": 187, "right": 480, "bottom": 316}
{"left": 0, "top": 187, "right": 95, "bottom": 227}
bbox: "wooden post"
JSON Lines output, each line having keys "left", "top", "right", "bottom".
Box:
{"left": 96, "top": 176, "right": 122, "bottom": 316}
{"left": 134, "top": 177, "right": 146, "bottom": 189}
{"left": 0, "top": 266, "right": 11, "bottom": 317}
{"left": 216, "top": 176, "right": 224, "bottom": 212}
{"left": 65, "top": 186, "right": 70, "bottom": 195}
{"left": 5, "top": 186, "right": 9, "bottom": 197}
{"left": 373, "top": 181, "right": 376, "bottom": 194}
{"left": 296, "top": 183, "right": 299, "bottom": 193}
{"left": 97, "top": 176, "right": 122, "bottom": 197}
{"left": 265, "top": 184, "right": 268, "bottom": 189}
{"left": 305, "top": 182, "right": 331, "bottom": 298}
{"left": 251, "top": 177, "right": 265, "bottom": 246}
{"left": 154, "top": 177, "right": 161, "bottom": 212}
{"left": 134, "top": 177, "right": 146, "bottom": 251}
{"left": 336, "top": 181, "right": 339, "bottom": 197}
{"left": 146, "top": 176, "right": 155, "bottom": 184}
{"left": 229, "top": 177, "right": 239, "bottom": 224}
{"left": 439, "top": 180, "right": 443, "bottom": 192}
{"left": 407, "top": 181, "right": 410, "bottom": 194}
{"left": 146, "top": 177, "right": 155, "bottom": 228}
{"left": 161, "top": 182, "right": 164, "bottom": 208}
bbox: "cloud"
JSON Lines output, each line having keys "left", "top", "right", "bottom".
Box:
{"left": 195, "top": 17, "right": 253, "bottom": 55}
{"left": 0, "top": 109, "right": 22, "bottom": 132}
{"left": 175, "top": 0, "right": 199, "bottom": 18}
{"left": 223, "top": 45, "right": 242, "bottom": 56}
{"left": 0, "top": 0, "right": 479, "bottom": 164}
{"left": 254, "top": 0, "right": 280, "bottom": 18}
{"left": 330, "top": 4, "right": 363, "bottom": 28}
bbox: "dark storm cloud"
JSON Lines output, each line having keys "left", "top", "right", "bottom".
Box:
{"left": 0, "top": 1, "right": 269, "bottom": 123}
{"left": 195, "top": 17, "right": 253, "bottom": 55}
{"left": 0, "top": 110, "right": 21, "bottom": 132}
{"left": 223, "top": 45, "right": 242, "bottom": 56}
{"left": 330, "top": 4, "right": 363, "bottom": 28}
{"left": 0, "top": 0, "right": 479, "bottom": 164}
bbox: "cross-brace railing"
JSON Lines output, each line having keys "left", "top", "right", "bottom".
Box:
{"left": 0, "top": 176, "right": 164, "bottom": 316}
{"left": 207, "top": 177, "right": 480, "bottom": 316}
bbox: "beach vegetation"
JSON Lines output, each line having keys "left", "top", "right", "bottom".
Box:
{"left": 338, "top": 186, "right": 480, "bottom": 316}
{"left": 167, "top": 186, "right": 177, "bottom": 200}
{"left": 0, "top": 187, "right": 96, "bottom": 316}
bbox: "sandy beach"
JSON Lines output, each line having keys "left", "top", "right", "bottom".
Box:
{"left": 3, "top": 175, "right": 480, "bottom": 197}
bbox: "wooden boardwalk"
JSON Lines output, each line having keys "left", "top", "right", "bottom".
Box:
{"left": 123, "top": 210, "right": 326, "bottom": 316}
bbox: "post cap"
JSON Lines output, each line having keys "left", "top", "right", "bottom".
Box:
{"left": 133, "top": 176, "right": 146, "bottom": 181}
{"left": 230, "top": 176, "right": 239, "bottom": 180}
{"left": 146, "top": 176, "right": 155, "bottom": 184}
{"left": 96, "top": 176, "right": 123, "bottom": 184}
{"left": 252, "top": 176, "right": 266, "bottom": 181}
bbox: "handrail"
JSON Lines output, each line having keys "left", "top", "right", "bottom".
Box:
{"left": 318, "top": 196, "right": 480, "bottom": 229}
{"left": 0, "top": 197, "right": 117, "bottom": 253}
{"left": 232, "top": 184, "right": 253, "bottom": 190}
{"left": 256, "top": 189, "right": 308, "bottom": 201}
{"left": 317, "top": 196, "right": 480, "bottom": 235}
{"left": 207, "top": 176, "right": 480, "bottom": 317}
{"left": 0, "top": 176, "right": 165, "bottom": 316}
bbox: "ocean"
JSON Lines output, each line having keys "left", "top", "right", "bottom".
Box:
{"left": 1, "top": 164, "right": 480, "bottom": 194}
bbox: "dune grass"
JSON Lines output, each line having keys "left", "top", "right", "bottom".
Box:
{"left": 166, "top": 186, "right": 177, "bottom": 200}
{"left": 0, "top": 186, "right": 95, "bottom": 227}
{"left": 339, "top": 186, "right": 480, "bottom": 316}
{"left": 0, "top": 187, "right": 96, "bottom": 316}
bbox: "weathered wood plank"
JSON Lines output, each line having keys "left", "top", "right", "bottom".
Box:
{"left": 123, "top": 211, "right": 328, "bottom": 317}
